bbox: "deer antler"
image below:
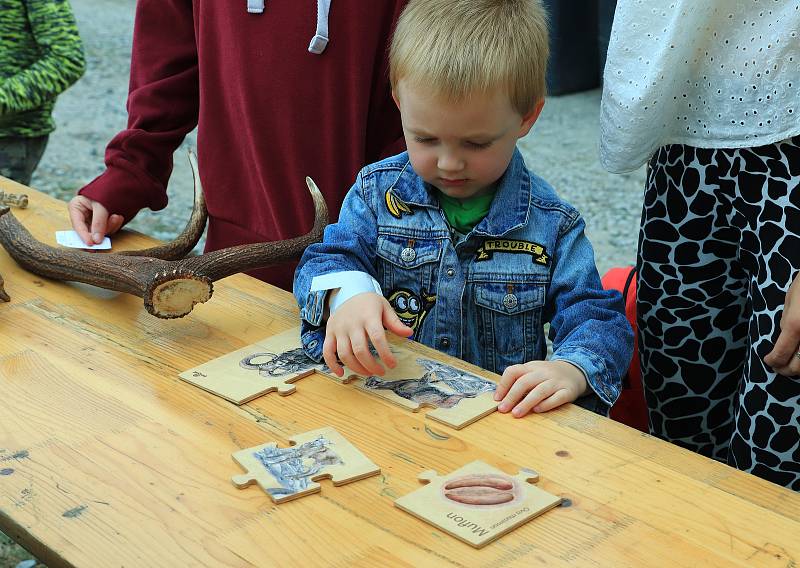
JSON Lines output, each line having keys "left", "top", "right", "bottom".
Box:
{"left": 0, "top": 151, "right": 328, "bottom": 318}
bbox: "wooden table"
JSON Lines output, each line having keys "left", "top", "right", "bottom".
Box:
{"left": 0, "top": 180, "right": 798, "bottom": 568}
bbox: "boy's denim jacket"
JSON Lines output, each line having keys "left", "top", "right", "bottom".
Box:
{"left": 294, "top": 150, "right": 633, "bottom": 413}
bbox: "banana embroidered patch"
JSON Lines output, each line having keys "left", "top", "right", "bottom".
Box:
{"left": 388, "top": 288, "right": 436, "bottom": 333}
{"left": 385, "top": 189, "right": 413, "bottom": 219}
{"left": 475, "top": 239, "right": 550, "bottom": 266}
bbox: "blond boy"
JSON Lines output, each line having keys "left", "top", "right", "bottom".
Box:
{"left": 294, "top": 0, "right": 632, "bottom": 416}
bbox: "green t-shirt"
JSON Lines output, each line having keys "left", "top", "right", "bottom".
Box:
{"left": 435, "top": 188, "right": 497, "bottom": 234}
{"left": 0, "top": 0, "right": 86, "bottom": 137}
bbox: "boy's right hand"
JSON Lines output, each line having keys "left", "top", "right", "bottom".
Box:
{"left": 323, "top": 292, "right": 413, "bottom": 378}
{"left": 68, "top": 195, "right": 125, "bottom": 246}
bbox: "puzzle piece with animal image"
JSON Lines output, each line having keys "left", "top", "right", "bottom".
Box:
{"left": 394, "top": 460, "right": 562, "bottom": 548}
{"left": 231, "top": 427, "right": 380, "bottom": 503}
{"left": 179, "top": 327, "right": 338, "bottom": 404}
{"left": 337, "top": 344, "right": 498, "bottom": 429}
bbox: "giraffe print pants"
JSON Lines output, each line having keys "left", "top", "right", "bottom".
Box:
{"left": 637, "top": 136, "right": 800, "bottom": 490}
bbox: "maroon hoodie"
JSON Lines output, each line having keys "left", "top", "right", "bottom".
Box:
{"left": 80, "top": 1, "right": 406, "bottom": 290}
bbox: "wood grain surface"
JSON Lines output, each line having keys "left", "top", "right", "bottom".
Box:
{"left": 0, "top": 179, "right": 798, "bottom": 568}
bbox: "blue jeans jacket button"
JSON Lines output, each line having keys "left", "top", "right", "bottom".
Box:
{"left": 440, "top": 337, "right": 450, "bottom": 349}
{"left": 502, "top": 293, "right": 518, "bottom": 310}
{"left": 400, "top": 247, "right": 416, "bottom": 263}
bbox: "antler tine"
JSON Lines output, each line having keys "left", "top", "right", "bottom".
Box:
{"left": 0, "top": 206, "right": 8, "bottom": 302}
{"left": 119, "top": 149, "right": 207, "bottom": 260}
{"left": 178, "top": 175, "right": 328, "bottom": 282}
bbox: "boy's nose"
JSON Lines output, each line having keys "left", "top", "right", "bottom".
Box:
{"left": 437, "top": 152, "right": 465, "bottom": 173}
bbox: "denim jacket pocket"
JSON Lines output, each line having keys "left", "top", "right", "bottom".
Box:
{"left": 474, "top": 281, "right": 545, "bottom": 372}
{"left": 376, "top": 234, "right": 442, "bottom": 293}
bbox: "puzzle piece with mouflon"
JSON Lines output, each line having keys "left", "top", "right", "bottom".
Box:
{"left": 232, "top": 427, "right": 380, "bottom": 504}
{"left": 394, "top": 460, "right": 562, "bottom": 548}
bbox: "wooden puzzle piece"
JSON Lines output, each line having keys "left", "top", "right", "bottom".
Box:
{"left": 394, "top": 460, "right": 562, "bottom": 548}
{"left": 339, "top": 347, "right": 498, "bottom": 429}
{"left": 231, "top": 427, "right": 380, "bottom": 503}
{"left": 179, "top": 328, "right": 326, "bottom": 404}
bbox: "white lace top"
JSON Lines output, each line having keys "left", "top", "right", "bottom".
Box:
{"left": 600, "top": 0, "right": 800, "bottom": 173}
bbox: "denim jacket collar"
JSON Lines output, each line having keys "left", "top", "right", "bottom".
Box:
{"left": 390, "top": 148, "right": 531, "bottom": 238}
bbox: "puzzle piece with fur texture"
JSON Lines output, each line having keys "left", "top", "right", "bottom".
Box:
{"left": 336, "top": 346, "right": 498, "bottom": 429}
{"left": 232, "top": 427, "right": 380, "bottom": 503}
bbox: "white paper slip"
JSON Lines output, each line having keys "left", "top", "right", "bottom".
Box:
{"left": 55, "top": 230, "right": 111, "bottom": 250}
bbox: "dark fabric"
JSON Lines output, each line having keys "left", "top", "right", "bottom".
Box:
{"left": 0, "top": 135, "right": 49, "bottom": 185}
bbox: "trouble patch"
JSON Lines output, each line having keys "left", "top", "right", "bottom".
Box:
{"left": 475, "top": 239, "right": 550, "bottom": 266}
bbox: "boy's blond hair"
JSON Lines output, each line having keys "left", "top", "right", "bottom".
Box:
{"left": 390, "top": 0, "right": 549, "bottom": 116}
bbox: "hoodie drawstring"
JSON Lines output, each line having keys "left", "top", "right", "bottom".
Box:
{"left": 308, "top": 0, "right": 331, "bottom": 54}
{"left": 246, "top": 1, "right": 331, "bottom": 55}
{"left": 247, "top": 0, "right": 264, "bottom": 14}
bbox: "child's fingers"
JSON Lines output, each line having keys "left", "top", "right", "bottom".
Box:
{"left": 349, "top": 330, "right": 385, "bottom": 376}
{"left": 511, "top": 380, "right": 559, "bottom": 418}
{"left": 335, "top": 336, "right": 371, "bottom": 377}
{"left": 495, "top": 364, "right": 526, "bottom": 401}
{"left": 366, "top": 321, "right": 396, "bottom": 369}
{"left": 497, "top": 371, "right": 545, "bottom": 413}
{"left": 322, "top": 334, "right": 343, "bottom": 377}
{"left": 532, "top": 389, "right": 572, "bottom": 413}
{"left": 382, "top": 305, "right": 414, "bottom": 338}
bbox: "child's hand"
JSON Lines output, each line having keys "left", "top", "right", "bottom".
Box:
{"left": 494, "top": 360, "right": 588, "bottom": 417}
{"left": 323, "top": 292, "right": 413, "bottom": 378}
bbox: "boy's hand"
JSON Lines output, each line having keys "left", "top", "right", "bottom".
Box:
{"left": 494, "top": 360, "right": 588, "bottom": 417}
{"left": 323, "top": 292, "right": 413, "bottom": 378}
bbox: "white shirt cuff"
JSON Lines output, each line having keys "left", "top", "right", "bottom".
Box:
{"left": 309, "top": 271, "right": 383, "bottom": 314}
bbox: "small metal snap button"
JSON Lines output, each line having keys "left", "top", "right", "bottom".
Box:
{"left": 446, "top": 268, "right": 455, "bottom": 277}
{"left": 502, "top": 293, "right": 518, "bottom": 310}
{"left": 440, "top": 337, "right": 451, "bottom": 348}
{"left": 400, "top": 247, "right": 417, "bottom": 263}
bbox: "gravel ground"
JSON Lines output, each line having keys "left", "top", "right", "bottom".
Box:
{"left": 3, "top": 1, "right": 644, "bottom": 565}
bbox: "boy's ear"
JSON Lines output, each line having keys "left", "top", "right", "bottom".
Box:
{"left": 518, "top": 99, "right": 545, "bottom": 138}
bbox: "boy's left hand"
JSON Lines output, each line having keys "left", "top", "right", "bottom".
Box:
{"left": 495, "top": 360, "right": 588, "bottom": 417}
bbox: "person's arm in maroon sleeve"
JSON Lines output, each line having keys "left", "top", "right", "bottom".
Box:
{"left": 69, "top": 0, "right": 199, "bottom": 245}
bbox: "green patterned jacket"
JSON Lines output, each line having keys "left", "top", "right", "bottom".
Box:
{"left": 0, "top": 0, "right": 86, "bottom": 138}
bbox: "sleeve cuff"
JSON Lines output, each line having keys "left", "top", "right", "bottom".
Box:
{"left": 299, "top": 289, "right": 329, "bottom": 327}
{"left": 551, "top": 345, "right": 621, "bottom": 407}
{"left": 79, "top": 159, "right": 168, "bottom": 223}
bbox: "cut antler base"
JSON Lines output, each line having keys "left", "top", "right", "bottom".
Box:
{"left": 0, "top": 151, "right": 328, "bottom": 317}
